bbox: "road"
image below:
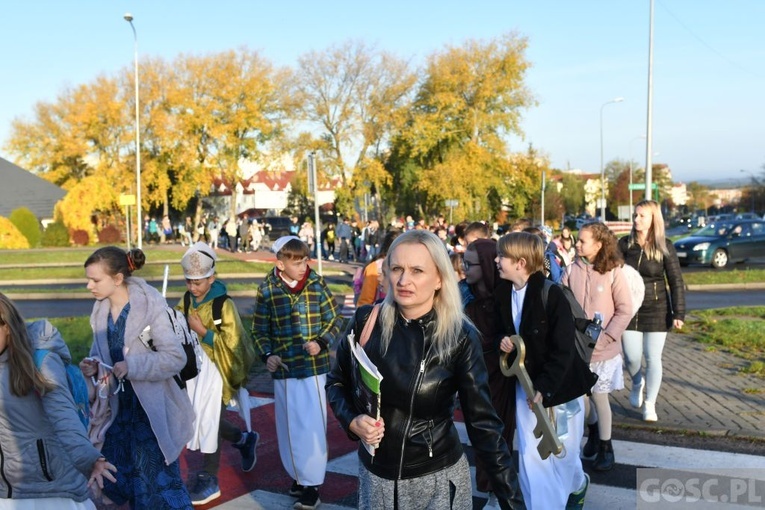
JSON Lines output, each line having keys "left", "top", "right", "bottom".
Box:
{"left": 13, "top": 288, "right": 765, "bottom": 320}
{"left": 202, "top": 395, "right": 765, "bottom": 510}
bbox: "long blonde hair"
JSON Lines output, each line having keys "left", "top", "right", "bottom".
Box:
{"left": 379, "top": 230, "right": 465, "bottom": 363}
{"left": 629, "top": 200, "right": 669, "bottom": 262}
{"left": 0, "top": 292, "right": 54, "bottom": 397}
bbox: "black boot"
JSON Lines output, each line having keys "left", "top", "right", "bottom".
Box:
{"left": 581, "top": 422, "right": 599, "bottom": 460}
{"left": 592, "top": 439, "right": 615, "bottom": 472}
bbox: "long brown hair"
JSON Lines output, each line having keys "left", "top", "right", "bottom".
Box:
{"left": 580, "top": 222, "right": 623, "bottom": 274}
{"left": 0, "top": 292, "right": 54, "bottom": 396}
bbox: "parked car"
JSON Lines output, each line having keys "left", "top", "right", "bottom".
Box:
{"left": 261, "top": 216, "right": 293, "bottom": 241}
{"left": 674, "top": 220, "right": 765, "bottom": 268}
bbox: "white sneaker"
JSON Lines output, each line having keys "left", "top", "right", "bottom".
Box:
{"left": 630, "top": 379, "right": 644, "bottom": 408}
{"left": 643, "top": 401, "right": 658, "bottom": 422}
{"left": 483, "top": 492, "right": 501, "bottom": 510}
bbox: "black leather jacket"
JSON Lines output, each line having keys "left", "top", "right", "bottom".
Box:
{"left": 326, "top": 305, "right": 524, "bottom": 510}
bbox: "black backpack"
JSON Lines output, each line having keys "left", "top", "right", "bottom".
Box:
{"left": 539, "top": 280, "right": 600, "bottom": 407}
{"left": 138, "top": 306, "right": 201, "bottom": 389}
{"left": 183, "top": 292, "right": 231, "bottom": 333}
{"left": 541, "top": 280, "right": 599, "bottom": 364}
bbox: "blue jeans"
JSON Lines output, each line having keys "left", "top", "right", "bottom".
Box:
{"left": 621, "top": 330, "right": 668, "bottom": 404}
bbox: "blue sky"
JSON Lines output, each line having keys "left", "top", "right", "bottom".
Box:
{"left": 1, "top": 1, "right": 763, "bottom": 183}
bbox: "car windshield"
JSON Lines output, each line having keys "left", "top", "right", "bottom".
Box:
{"left": 696, "top": 222, "right": 734, "bottom": 237}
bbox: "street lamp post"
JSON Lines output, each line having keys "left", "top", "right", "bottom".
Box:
{"left": 629, "top": 135, "right": 647, "bottom": 213}
{"left": 124, "top": 13, "right": 142, "bottom": 249}
{"left": 600, "top": 97, "right": 624, "bottom": 221}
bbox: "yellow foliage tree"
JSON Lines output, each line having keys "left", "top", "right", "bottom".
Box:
{"left": 55, "top": 175, "right": 120, "bottom": 236}
{"left": 0, "top": 217, "right": 30, "bottom": 249}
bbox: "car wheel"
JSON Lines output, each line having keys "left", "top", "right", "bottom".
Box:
{"left": 711, "top": 249, "right": 728, "bottom": 269}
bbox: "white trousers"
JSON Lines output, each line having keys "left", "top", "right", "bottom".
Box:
{"left": 516, "top": 382, "right": 586, "bottom": 509}
{"left": 274, "top": 375, "right": 328, "bottom": 487}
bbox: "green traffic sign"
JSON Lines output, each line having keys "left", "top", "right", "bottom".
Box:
{"left": 628, "top": 183, "right": 659, "bottom": 191}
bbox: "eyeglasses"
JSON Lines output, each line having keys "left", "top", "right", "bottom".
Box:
{"left": 462, "top": 259, "right": 480, "bottom": 271}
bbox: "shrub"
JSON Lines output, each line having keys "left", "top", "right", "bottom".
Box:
{"left": 41, "top": 221, "right": 71, "bottom": 247}
{"left": 0, "top": 217, "right": 31, "bottom": 249}
{"left": 9, "top": 207, "right": 41, "bottom": 248}
{"left": 71, "top": 229, "right": 90, "bottom": 246}
{"left": 97, "top": 224, "right": 122, "bottom": 244}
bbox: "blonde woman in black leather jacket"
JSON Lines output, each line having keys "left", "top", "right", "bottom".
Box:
{"left": 327, "top": 230, "right": 524, "bottom": 510}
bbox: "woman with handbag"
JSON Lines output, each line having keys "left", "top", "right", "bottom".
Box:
{"left": 80, "top": 246, "right": 195, "bottom": 510}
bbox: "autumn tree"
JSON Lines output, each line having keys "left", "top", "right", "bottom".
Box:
{"left": 389, "top": 32, "right": 535, "bottom": 220}
{"left": 293, "top": 41, "right": 416, "bottom": 218}
{"left": 5, "top": 76, "right": 127, "bottom": 190}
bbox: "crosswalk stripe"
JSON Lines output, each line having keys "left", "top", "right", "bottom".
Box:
{"left": 340, "top": 294, "right": 356, "bottom": 318}
{"left": 216, "top": 399, "right": 762, "bottom": 509}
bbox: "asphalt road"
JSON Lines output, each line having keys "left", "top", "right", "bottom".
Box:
{"left": 13, "top": 288, "right": 765, "bottom": 320}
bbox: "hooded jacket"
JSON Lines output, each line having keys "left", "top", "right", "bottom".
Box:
{"left": 327, "top": 305, "right": 524, "bottom": 510}
{"left": 0, "top": 321, "right": 101, "bottom": 501}
{"left": 89, "top": 277, "right": 194, "bottom": 465}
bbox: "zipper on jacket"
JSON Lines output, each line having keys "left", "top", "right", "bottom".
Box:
{"left": 397, "top": 324, "right": 433, "bottom": 480}
{"left": 425, "top": 419, "right": 434, "bottom": 458}
{"left": 635, "top": 250, "right": 644, "bottom": 330}
{"left": 653, "top": 281, "right": 658, "bottom": 301}
{"left": 36, "top": 439, "right": 53, "bottom": 482}
{"left": 0, "top": 443, "right": 12, "bottom": 497}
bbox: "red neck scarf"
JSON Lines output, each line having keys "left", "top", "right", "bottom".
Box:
{"left": 277, "top": 267, "right": 310, "bottom": 294}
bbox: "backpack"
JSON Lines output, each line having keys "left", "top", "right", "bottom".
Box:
{"left": 352, "top": 266, "right": 365, "bottom": 301}
{"left": 138, "top": 307, "right": 202, "bottom": 389}
{"left": 183, "top": 292, "right": 231, "bottom": 333}
{"left": 34, "top": 349, "right": 90, "bottom": 431}
{"left": 541, "top": 280, "right": 599, "bottom": 364}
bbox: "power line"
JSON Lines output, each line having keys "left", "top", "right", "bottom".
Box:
{"left": 657, "top": 0, "right": 762, "bottom": 78}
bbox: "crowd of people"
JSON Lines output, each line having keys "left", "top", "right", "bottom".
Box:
{"left": 0, "top": 200, "right": 686, "bottom": 510}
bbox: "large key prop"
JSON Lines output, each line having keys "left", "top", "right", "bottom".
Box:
{"left": 500, "top": 334, "right": 563, "bottom": 460}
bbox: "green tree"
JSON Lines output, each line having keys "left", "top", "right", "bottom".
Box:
{"left": 558, "top": 172, "right": 586, "bottom": 216}
{"left": 9, "top": 207, "right": 42, "bottom": 248}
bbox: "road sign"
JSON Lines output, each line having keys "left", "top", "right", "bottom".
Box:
{"left": 444, "top": 199, "right": 459, "bottom": 207}
{"left": 628, "top": 183, "right": 658, "bottom": 191}
{"left": 119, "top": 194, "right": 136, "bottom": 206}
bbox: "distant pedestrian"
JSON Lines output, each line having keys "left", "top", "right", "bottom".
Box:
{"left": 336, "top": 218, "right": 352, "bottom": 263}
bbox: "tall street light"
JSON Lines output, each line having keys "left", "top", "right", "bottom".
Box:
{"left": 124, "top": 13, "right": 142, "bottom": 249}
{"left": 600, "top": 97, "right": 624, "bottom": 221}
{"left": 629, "top": 135, "right": 647, "bottom": 213}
